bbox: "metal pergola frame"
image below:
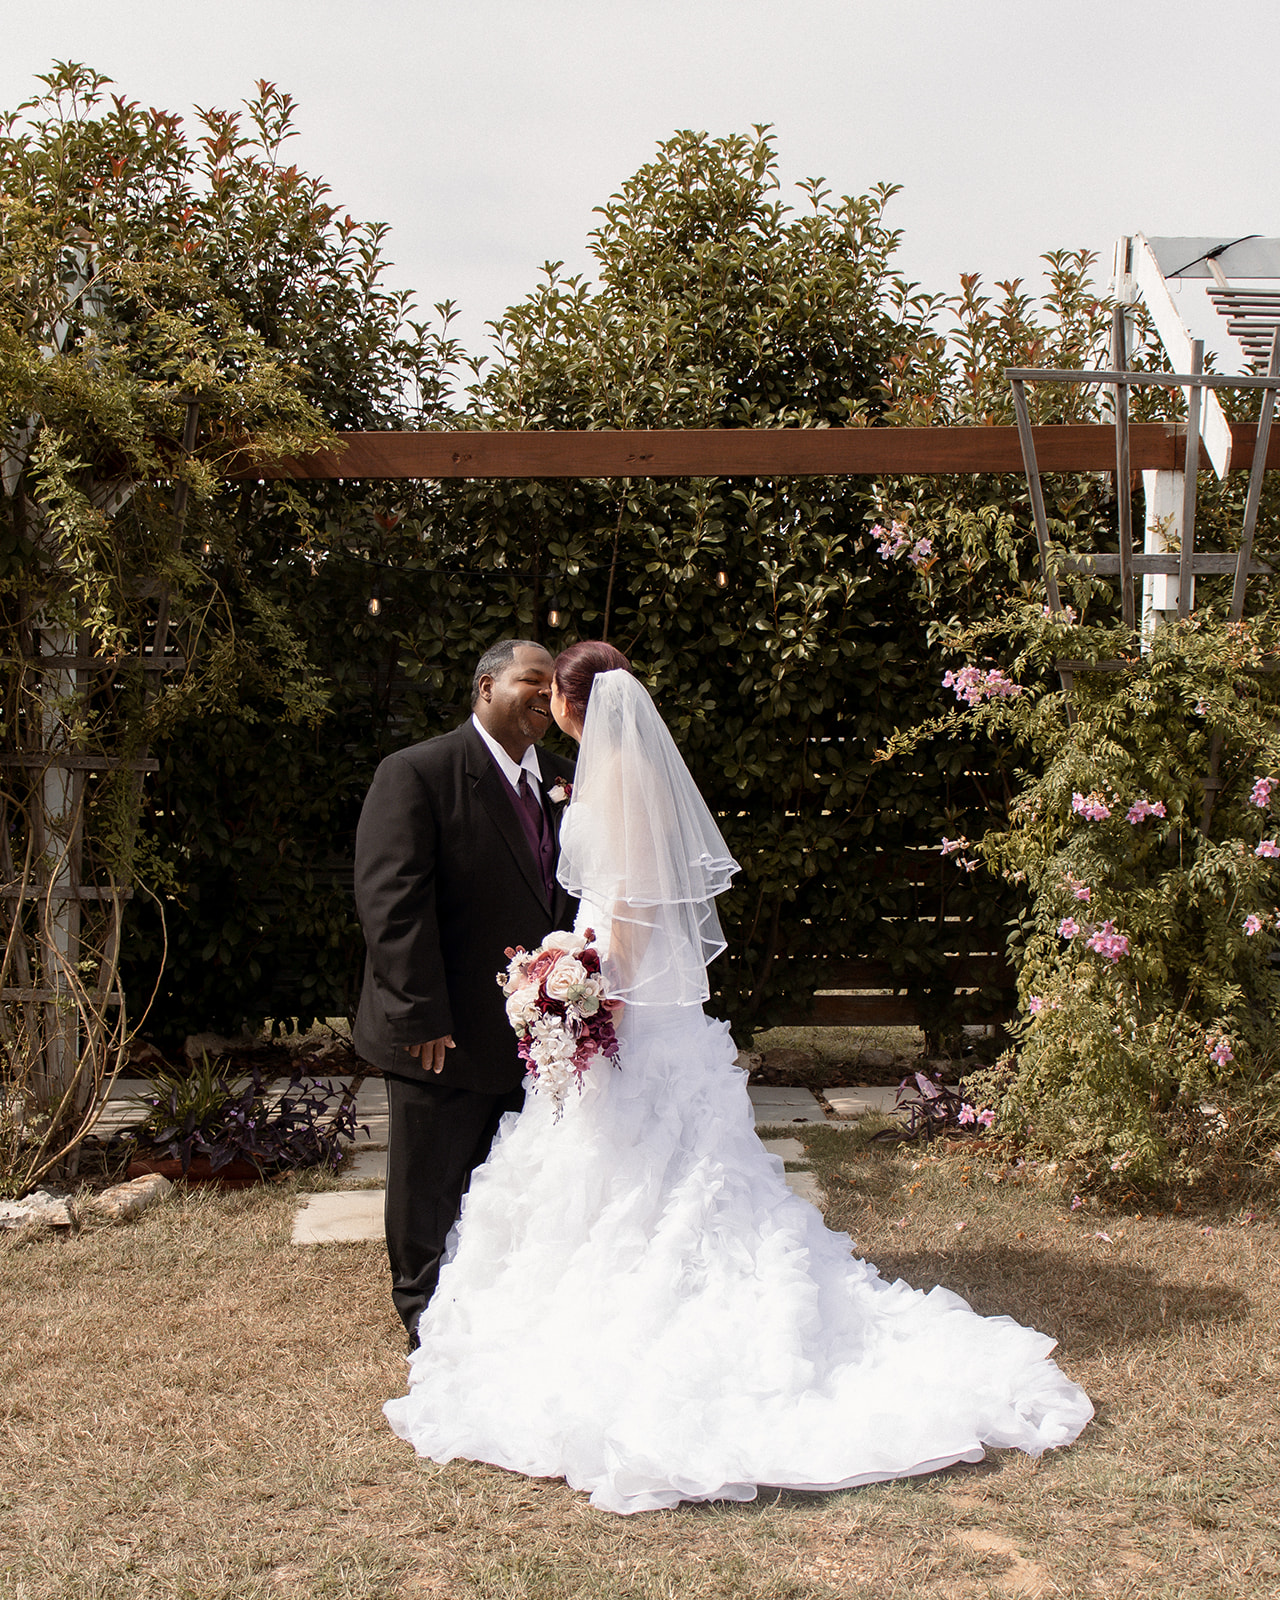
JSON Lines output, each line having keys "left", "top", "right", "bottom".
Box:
{"left": 1009, "top": 313, "right": 1280, "bottom": 630}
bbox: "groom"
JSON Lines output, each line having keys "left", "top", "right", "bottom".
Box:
{"left": 353, "top": 640, "right": 576, "bottom": 1344}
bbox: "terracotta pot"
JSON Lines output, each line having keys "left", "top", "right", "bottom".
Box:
{"left": 126, "top": 1154, "right": 266, "bottom": 1190}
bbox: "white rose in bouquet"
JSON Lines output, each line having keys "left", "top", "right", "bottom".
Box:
{"left": 505, "top": 989, "right": 540, "bottom": 1030}
{"left": 544, "top": 956, "right": 589, "bottom": 1002}
{"left": 542, "top": 929, "right": 587, "bottom": 954}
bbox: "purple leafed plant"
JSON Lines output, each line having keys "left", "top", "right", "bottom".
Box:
{"left": 120, "top": 1058, "right": 368, "bottom": 1176}
{"left": 872, "top": 1070, "right": 994, "bottom": 1145}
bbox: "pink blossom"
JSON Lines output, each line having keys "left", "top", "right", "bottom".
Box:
{"left": 1205, "top": 1033, "right": 1234, "bottom": 1068}
{"left": 1126, "top": 798, "right": 1166, "bottom": 824}
{"left": 977, "top": 1108, "right": 995, "bottom": 1128}
{"left": 1042, "top": 603, "right": 1078, "bottom": 622}
{"left": 1085, "top": 920, "right": 1130, "bottom": 962}
{"left": 1058, "top": 917, "right": 1081, "bottom": 939}
{"left": 1250, "top": 776, "right": 1275, "bottom": 809}
{"left": 908, "top": 537, "right": 933, "bottom": 569}
{"left": 942, "top": 666, "right": 1023, "bottom": 707}
{"left": 1256, "top": 840, "right": 1280, "bottom": 859}
{"left": 1070, "top": 1194, "right": 1083, "bottom": 1211}
{"left": 873, "top": 521, "right": 911, "bottom": 560}
{"left": 940, "top": 837, "right": 967, "bottom": 856}
{"left": 1244, "top": 914, "right": 1264, "bottom": 936}
{"left": 1073, "top": 884, "right": 1092, "bottom": 902}
{"left": 957, "top": 1104, "right": 976, "bottom": 1125}
{"left": 1027, "top": 995, "right": 1044, "bottom": 1014}
{"left": 1072, "top": 791, "right": 1112, "bottom": 821}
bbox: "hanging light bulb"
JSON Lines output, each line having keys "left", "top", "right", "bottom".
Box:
{"left": 368, "top": 595, "right": 382, "bottom": 618}
{"left": 547, "top": 600, "right": 562, "bottom": 628}
{"left": 716, "top": 569, "right": 729, "bottom": 589}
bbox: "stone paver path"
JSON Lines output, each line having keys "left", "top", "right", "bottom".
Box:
{"left": 293, "top": 1190, "right": 383, "bottom": 1244}
{"left": 822, "top": 1086, "right": 899, "bottom": 1118}
{"left": 746, "top": 1086, "right": 826, "bottom": 1125}
{"left": 101, "top": 1071, "right": 901, "bottom": 1245}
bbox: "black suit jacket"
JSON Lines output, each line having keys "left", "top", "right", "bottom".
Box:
{"left": 352, "top": 720, "right": 576, "bottom": 1092}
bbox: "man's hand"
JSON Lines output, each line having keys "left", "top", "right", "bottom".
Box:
{"left": 407, "top": 1035, "right": 455, "bottom": 1075}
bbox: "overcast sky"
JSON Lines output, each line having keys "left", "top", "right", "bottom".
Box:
{"left": 5, "top": 1, "right": 1276, "bottom": 371}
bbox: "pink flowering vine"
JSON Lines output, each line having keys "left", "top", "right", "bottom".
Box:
{"left": 1256, "top": 840, "right": 1280, "bottom": 859}
{"left": 908, "top": 537, "right": 933, "bottom": 569}
{"left": 1072, "top": 791, "right": 1111, "bottom": 821}
{"left": 873, "top": 521, "right": 934, "bottom": 572}
{"left": 943, "top": 666, "right": 1023, "bottom": 707}
{"left": 1205, "top": 1033, "right": 1234, "bottom": 1068}
{"left": 1244, "top": 913, "right": 1264, "bottom": 936}
{"left": 1085, "top": 920, "right": 1129, "bottom": 962}
{"left": 1250, "top": 776, "right": 1275, "bottom": 809}
{"left": 1058, "top": 917, "right": 1081, "bottom": 939}
{"left": 872, "top": 521, "right": 910, "bottom": 560}
{"left": 1126, "top": 798, "right": 1166, "bottom": 824}
{"left": 957, "top": 1104, "right": 995, "bottom": 1128}
{"left": 1027, "top": 995, "right": 1045, "bottom": 1014}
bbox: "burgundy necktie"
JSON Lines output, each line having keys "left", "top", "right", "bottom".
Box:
{"left": 518, "top": 771, "right": 555, "bottom": 899}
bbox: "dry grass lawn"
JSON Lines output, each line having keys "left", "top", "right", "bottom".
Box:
{"left": 1, "top": 1136, "right": 1277, "bottom": 1600}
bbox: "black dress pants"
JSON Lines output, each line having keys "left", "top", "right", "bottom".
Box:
{"left": 382, "top": 1072, "right": 524, "bottom": 1337}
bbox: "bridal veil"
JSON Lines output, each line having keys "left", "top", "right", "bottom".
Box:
{"left": 555, "top": 669, "right": 739, "bottom": 1007}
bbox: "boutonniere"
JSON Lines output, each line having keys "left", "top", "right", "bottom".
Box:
{"left": 547, "top": 780, "right": 572, "bottom": 806}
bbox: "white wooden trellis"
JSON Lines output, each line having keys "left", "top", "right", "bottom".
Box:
{"left": 0, "top": 398, "right": 197, "bottom": 1114}
{"left": 1007, "top": 315, "right": 1280, "bottom": 826}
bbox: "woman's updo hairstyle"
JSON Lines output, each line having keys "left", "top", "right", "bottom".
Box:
{"left": 553, "top": 640, "right": 633, "bottom": 724}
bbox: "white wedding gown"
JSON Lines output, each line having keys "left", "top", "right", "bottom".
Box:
{"left": 383, "top": 937, "right": 1092, "bottom": 1517}
{"left": 385, "top": 674, "right": 1091, "bottom": 1513}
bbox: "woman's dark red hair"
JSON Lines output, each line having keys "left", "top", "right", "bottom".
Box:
{"left": 553, "top": 641, "right": 633, "bottom": 723}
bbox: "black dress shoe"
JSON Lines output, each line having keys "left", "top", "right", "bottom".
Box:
{"left": 407, "top": 1317, "right": 421, "bottom": 1353}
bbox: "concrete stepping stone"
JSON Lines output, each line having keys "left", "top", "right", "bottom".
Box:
{"left": 337, "top": 1147, "right": 387, "bottom": 1184}
{"left": 292, "top": 1190, "right": 383, "bottom": 1245}
{"left": 784, "top": 1170, "right": 824, "bottom": 1205}
{"left": 823, "top": 1086, "right": 900, "bottom": 1118}
{"left": 747, "top": 1086, "right": 826, "bottom": 1124}
{"left": 761, "top": 1137, "right": 808, "bottom": 1161}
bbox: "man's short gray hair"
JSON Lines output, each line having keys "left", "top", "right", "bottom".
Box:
{"left": 471, "top": 639, "right": 544, "bottom": 706}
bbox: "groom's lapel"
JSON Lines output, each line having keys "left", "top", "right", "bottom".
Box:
{"left": 542, "top": 762, "right": 575, "bottom": 921}
{"left": 463, "top": 725, "right": 551, "bottom": 913}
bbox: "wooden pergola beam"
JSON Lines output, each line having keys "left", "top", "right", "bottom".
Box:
{"left": 234, "top": 420, "right": 1280, "bottom": 482}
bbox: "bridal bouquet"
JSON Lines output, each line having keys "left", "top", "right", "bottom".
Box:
{"left": 498, "top": 929, "right": 620, "bottom": 1118}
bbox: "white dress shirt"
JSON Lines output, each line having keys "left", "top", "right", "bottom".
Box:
{"left": 471, "top": 714, "right": 544, "bottom": 797}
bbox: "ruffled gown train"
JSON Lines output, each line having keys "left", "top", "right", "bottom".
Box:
{"left": 384, "top": 1003, "right": 1092, "bottom": 1514}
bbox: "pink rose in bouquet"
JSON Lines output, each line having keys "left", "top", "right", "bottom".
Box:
{"left": 498, "top": 929, "right": 620, "bottom": 1118}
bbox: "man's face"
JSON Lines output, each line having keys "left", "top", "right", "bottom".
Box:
{"left": 476, "top": 645, "right": 555, "bottom": 760}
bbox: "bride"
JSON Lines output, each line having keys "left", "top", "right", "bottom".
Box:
{"left": 384, "top": 641, "right": 1092, "bottom": 1515}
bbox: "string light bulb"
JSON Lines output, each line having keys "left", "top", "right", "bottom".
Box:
{"left": 367, "top": 595, "right": 381, "bottom": 618}
{"left": 715, "top": 569, "right": 729, "bottom": 589}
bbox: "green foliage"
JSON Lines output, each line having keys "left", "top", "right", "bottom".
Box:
{"left": 126, "top": 127, "right": 1161, "bottom": 1045}
{"left": 0, "top": 64, "right": 457, "bottom": 1140}
{"left": 893, "top": 604, "right": 1280, "bottom": 1182}
{"left": 394, "top": 129, "right": 1025, "bottom": 1039}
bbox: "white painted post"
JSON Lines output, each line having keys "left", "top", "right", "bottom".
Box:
{"left": 1141, "top": 469, "right": 1186, "bottom": 646}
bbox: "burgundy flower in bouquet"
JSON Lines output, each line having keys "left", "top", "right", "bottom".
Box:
{"left": 498, "top": 929, "right": 620, "bottom": 1118}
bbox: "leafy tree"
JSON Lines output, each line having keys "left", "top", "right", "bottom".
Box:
{"left": 363, "top": 128, "right": 1019, "bottom": 1041}
{"left": 0, "top": 62, "right": 454, "bottom": 1185}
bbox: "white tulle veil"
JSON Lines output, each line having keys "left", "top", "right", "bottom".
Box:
{"left": 556, "top": 669, "right": 739, "bottom": 1006}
